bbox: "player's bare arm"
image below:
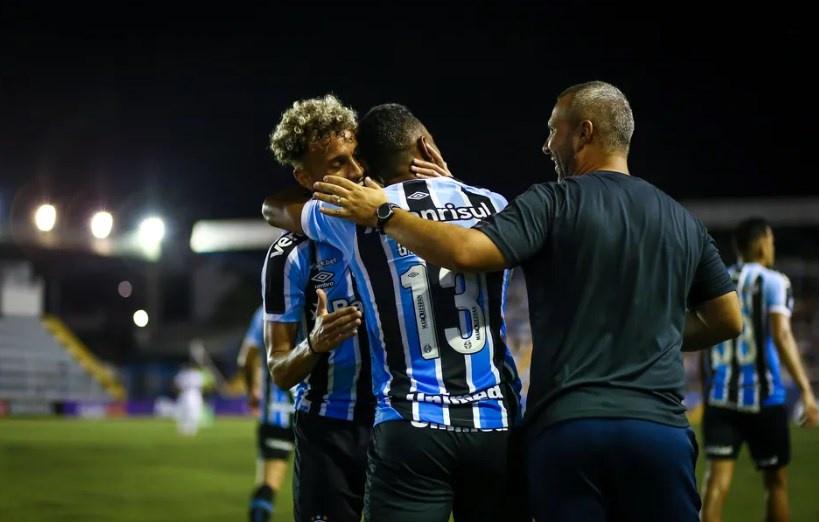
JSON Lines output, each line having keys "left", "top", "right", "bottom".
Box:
{"left": 313, "top": 176, "right": 506, "bottom": 273}
{"left": 771, "top": 312, "right": 819, "bottom": 426}
{"left": 681, "top": 291, "right": 742, "bottom": 351}
{"left": 267, "top": 288, "right": 362, "bottom": 389}
{"left": 238, "top": 343, "right": 262, "bottom": 410}
{"left": 261, "top": 185, "right": 311, "bottom": 233}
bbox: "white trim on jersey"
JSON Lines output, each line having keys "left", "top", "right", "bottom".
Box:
{"left": 300, "top": 203, "right": 312, "bottom": 241}
{"left": 425, "top": 183, "right": 452, "bottom": 423}
{"left": 381, "top": 234, "right": 420, "bottom": 421}
{"left": 352, "top": 236, "right": 392, "bottom": 401}
{"left": 347, "top": 333, "right": 362, "bottom": 421}
{"left": 320, "top": 348, "right": 335, "bottom": 417}
{"left": 769, "top": 305, "right": 791, "bottom": 317}
{"left": 481, "top": 271, "right": 508, "bottom": 428}
{"left": 451, "top": 182, "right": 509, "bottom": 427}
{"left": 346, "top": 268, "right": 362, "bottom": 422}
{"left": 263, "top": 240, "right": 310, "bottom": 322}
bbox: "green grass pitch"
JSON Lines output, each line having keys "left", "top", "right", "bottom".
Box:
{"left": 1, "top": 417, "right": 818, "bottom": 520}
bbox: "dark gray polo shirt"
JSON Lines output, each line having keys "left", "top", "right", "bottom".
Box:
{"left": 476, "top": 171, "right": 734, "bottom": 433}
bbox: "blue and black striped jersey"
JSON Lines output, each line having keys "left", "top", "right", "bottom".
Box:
{"left": 244, "top": 306, "right": 293, "bottom": 428}
{"left": 301, "top": 177, "right": 522, "bottom": 430}
{"left": 705, "top": 263, "right": 793, "bottom": 411}
{"left": 261, "top": 233, "right": 374, "bottom": 422}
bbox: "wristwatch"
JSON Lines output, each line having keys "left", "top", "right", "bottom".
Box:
{"left": 375, "top": 203, "right": 399, "bottom": 233}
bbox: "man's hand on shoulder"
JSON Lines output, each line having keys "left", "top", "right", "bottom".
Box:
{"left": 313, "top": 176, "right": 387, "bottom": 227}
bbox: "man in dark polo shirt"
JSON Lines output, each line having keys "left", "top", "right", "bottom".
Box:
{"left": 311, "top": 81, "right": 743, "bottom": 521}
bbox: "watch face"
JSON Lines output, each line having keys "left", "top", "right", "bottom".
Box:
{"left": 377, "top": 203, "right": 393, "bottom": 219}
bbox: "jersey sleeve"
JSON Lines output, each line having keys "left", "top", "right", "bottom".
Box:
{"left": 474, "top": 183, "right": 555, "bottom": 266}
{"left": 688, "top": 228, "right": 735, "bottom": 307}
{"left": 242, "top": 307, "right": 265, "bottom": 349}
{"left": 300, "top": 199, "right": 356, "bottom": 262}
{"left": 765, "top": 271, "right": 794, "bottom": 317}
{"left": 488, "top": 191, "right": 509, "bottom": 212}
{"left": 262, "top": 234, "right": 310, "bottom": 323}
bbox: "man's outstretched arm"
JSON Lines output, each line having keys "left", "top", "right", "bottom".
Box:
{"left": 261, "top": 185, "right": 311, "bottom": 233}
{"left": 313, "top": 176, "right": 507, "bottom": 273}
{"left": 383, "top": 209, "right": 506, "bottom": 272}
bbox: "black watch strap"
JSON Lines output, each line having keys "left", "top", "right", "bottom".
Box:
{"left": 376, "top": 203, "right": 399, "bottom": 233}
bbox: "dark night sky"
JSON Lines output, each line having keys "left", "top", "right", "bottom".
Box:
{"left": 0, "top": 3, "right": 811, "bottom": 234}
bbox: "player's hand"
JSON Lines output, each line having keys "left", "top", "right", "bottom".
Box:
{"left": 313, "top": 176, "right": 387, "bottom": 227}
{"left": 247, "top": 390, "right": 260, "bottom": 416}
{"left": 308, "top": 288, "right": 362, "bottom": 354}
{"left": 801, "top": 394, "right": 818, "bottom": 427}
{"left": 411, "top": 136, "right": 452, "bottom": 179}
{"left": 247, "top": 389, "right": 261, "bottom": 410}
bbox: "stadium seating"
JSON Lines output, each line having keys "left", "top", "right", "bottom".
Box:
{"left": 0, "top": 316, "right": 119, "bottom": 403}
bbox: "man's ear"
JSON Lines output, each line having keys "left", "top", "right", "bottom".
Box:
{"left": 293, "top": 168, "right": 312, "bottom": 190}
{"left": 578, "top": 120, "right": 594, "bottom": 146}
{"left": 417, "top": 135, "right": 436, "bottom": 161}
{"left": 752, "top": 238, "right": 767, "bottom": 261}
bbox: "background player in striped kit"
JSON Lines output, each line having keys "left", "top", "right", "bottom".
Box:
{"left": 701, "top": 218, "right": 818, "bottom": 522}
{"left": 263, "top": 95, "right": 372, "bottom": 522}
{"left": 238, "top": 306, "right": 295, "bottom": 522}
{"left": 302, "top": 104, "right": 522, "bottom": 522}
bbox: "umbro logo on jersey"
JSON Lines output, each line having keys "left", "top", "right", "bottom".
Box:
{"left": 311, "top": 271, "right": 333, "bottom": 283}
{"left": 407, "top": 191, "right": 430, "bottom": 200}
{"left": 311, "top": 271, "right": 336, "bottom": 290}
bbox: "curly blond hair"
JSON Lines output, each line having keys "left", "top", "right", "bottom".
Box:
{"left": 269, "top": 94, "right": 358, "bottom": 167}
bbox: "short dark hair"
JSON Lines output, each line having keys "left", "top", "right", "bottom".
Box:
{"left": 559, "top": 81, "right": 634, "bottom": 153}
{"left": 357, "top": 103, "right": 424, "bottom": 178}
{"left": 733, "top": 217, "right": 771, "bottom": 257}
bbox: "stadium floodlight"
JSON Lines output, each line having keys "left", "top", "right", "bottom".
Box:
{"left": 34, "top": 204, "right": 57, "bottom": 232}
{"left": 138, "top": 216, "right": 165, "bottom": 245}
{"left": 137, "top": 216, "right": 165, "bottom": 258}
{"left": 90, "top": 211, "right": 114, "bottom": 239}
{"left": 133, "top": 309, "right": 149, "bottom": 328}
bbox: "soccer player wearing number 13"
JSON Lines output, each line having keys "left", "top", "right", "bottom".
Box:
{"left": 702, "top": 218, "right": 818, "bottom": 522}
{"left": 300, "top": 104, "right": 522, "bottom": 522}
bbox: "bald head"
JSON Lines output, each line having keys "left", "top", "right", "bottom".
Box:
{"left": 559, "top": 81, "right": 634, "bottom": 154}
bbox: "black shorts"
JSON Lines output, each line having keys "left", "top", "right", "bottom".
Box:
{"left": 364, "top": 421, "right": 516, "bottom": 522}
{"left": 293, "top": 410, "right": 372, "bottom": 522}
{"left": 257, "top": 423, "right": 295, "bottom": 461}
{"left": 703, "top": 404, "right": 790, "bottom": 469}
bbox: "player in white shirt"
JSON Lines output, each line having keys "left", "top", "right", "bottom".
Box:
{"left": 175, "top": 363, "right": 205, "bottom": 435}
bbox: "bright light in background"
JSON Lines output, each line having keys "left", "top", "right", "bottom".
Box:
{"left": 118, "top": 280, "right": 133, "bottom": 298}
{"left": 90, "top": 211, "right": 114, "bottom": 239}
{"left": 190, "top": 219, "right": 284, "bottom": 253}
{"left": 34, "top": 204, "right": 57, "bottom": 232}
{"left": 137, "top": 216, "right": 165, "bottom": 258}
{"left": 138, "top": 216, "right": 165, "bottom": 245}
{"left": 133, "top": 309, "right": 149, "bottom": 328}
